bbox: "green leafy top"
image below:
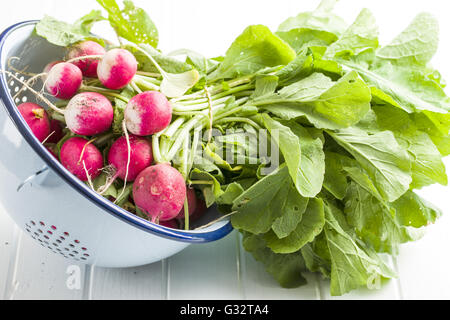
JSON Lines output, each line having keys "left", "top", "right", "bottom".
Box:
{"left": 277, "top": 0, "right": 347, "bottom": 36}
{"left": 96, "top": 0, "right": 158, "bottom": 47}
{"left": 32, "top": 0, "right": 450, "bottom": 298}
{"left": 35, "top": 11, "right": 105, "bottom": 46}
{"left": 36, "top": 0, "right": 159, "bottom": 48}
{"left": 208, "top": 25, "right": 296, "bottom": 81}
{"left": 376, "top": 13, "right": 439, "bottom": 66}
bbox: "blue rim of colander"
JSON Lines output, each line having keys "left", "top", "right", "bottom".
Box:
{"left": 0, "top": 20, "right": 234, "bottom": 243}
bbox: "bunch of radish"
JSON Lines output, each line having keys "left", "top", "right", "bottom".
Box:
{"left": 15, "top": 40, "right": 207, "bottom": 229}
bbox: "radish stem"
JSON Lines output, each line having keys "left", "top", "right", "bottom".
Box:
{"left": 205, "top": 86, "right": 213, "bottom": 144}
{"left": 114, "top": 121, "right": 131, "bottom": 203}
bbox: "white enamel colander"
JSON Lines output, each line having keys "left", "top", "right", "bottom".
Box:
{"left": 0, "top": 21, "right": 233, "bottom": 268}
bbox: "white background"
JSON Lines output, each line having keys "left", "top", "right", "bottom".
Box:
{"left": 0, "top": 0, "right": 450, "bottom": 300}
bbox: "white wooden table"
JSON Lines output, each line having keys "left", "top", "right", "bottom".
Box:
{"left": 1, "top": 0, "right": 450, "bottom": 300}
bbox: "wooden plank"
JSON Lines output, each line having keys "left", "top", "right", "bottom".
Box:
{"left": 241, "top": 254, "right": 320, "bottom": 300}
{"left": 167, "top": 231, "right": 243, "bottom": 300}
{"left": 89, "top": 262, "right": 164, "bottom": 300}
{"left": 0, "top": 208, "right": 19, "bottom": 299}
{"left": 239, "top": 234, "right": 320, "bottom": 300}
{"left": 6, "top": 231, "right": 86, "bottom": 300}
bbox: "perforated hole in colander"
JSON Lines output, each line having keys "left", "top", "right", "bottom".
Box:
{"left": 5, "top": 68, "right": 51, "bottom": 109}
{"left": 7, "top": 74, "right": 30, "bottom": 103}
{"left": 24, "top": 220, "right": 90, "bottom": 262}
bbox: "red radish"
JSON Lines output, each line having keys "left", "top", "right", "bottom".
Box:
{"left": 191, "top": 198, "right": 208, "bottom": 222}
{"left": 176, "top": 187, "right": 197, "bottom": 219}
{"left": 67, "top": 41, "right": 106, "bottom": 78}
{"left": 41, "top": 61, "right": 62, "bottom": 95}
{"left": 17, "top": 103, "right": 50, "bottom": 142}
{"left": 159, "top": 219, "right": 179, "bottom": 229}
{"left": 133, "top": 164, "right": 186, "bottom": 222}
{"left": 64, "top": 92, "right": 113, "bottom": 136}
{"left": 125, "top": 91, "right": 172, "bottom": 136}
{"left": 45, "top": 62, "right": 83, "bottom": 99}
{"left": 107, "top": 135, "right": 153, "bottom": 182}
{"left": 60, "top": 137, "right": 103, "bottom": 182}
{"left": 97, "top": 48, "right": 137, "bottom": 90}
{"left": 46, "top": 120, "right": 65, "bottom": 144}
{"left": 43, "top": 60, "right": 63, "bottom": 75}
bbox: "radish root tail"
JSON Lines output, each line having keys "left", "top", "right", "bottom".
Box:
{"left": 13, "top": 73, "right": 46, "bottom": 101}
{"left": 82, "top": 160, "right": 95, "bottom": 191}
{"left": 77, "top": 138, "right": 97, "bottom": 165}
{"left": 1, "top": 70, "right": 64, "bottom": 114}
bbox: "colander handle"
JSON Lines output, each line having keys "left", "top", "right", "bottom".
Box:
{"left": 16, "top": 165, "right": 49, "bottom": 192}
